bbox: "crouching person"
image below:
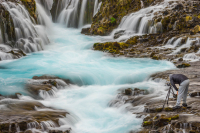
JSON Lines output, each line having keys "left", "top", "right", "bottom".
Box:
{"left": 169, "top": 74, "right": 190, "bottom": 109}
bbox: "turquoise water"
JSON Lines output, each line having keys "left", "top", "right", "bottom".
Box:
{"left": 0, "top": 25, "right": 175, "bottom": 133}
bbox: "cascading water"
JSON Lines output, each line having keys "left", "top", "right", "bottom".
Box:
{"left": 78, "top": 0, "right": 88, "bottom": 27}
{"left": 111, "top": 0, "right": 177, "bottom": 41}
{"left": 36, "top": 0, "right": 53, "bottom": 16}
{"left": 0, "top": 0, "right": 51, "bottom": 61}
{"left": 57, "top": 0, "right": 98, "bottom": 28}
{"left": 93, "top": 0, "right": 99, "bottom": 16}
{"left": 0, "top": 0, "right": 176, "bottom": 133}
{"left": 0, "top": 24, "right": 175, "bottom": 132}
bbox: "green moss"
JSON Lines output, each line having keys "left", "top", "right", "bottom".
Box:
{"left": 155, "top": 108, "right": 163, "bottom": 112}
{"left": 20, "top": 0, "right": 37, "bottom": 22}
{"left": 185, "top": 16, "right": 192, "bottom": 22}
{"left": 126, "top": 36, "right": 138, "bottom": 45}
{"left": 164, "top": 107, "right": 173, "bottom": 111}
{"left": 152, "top": 55, "right": 159, "bottom": 60}
{"left": 171, "top": 114, "right": 179, "bottom": 120}
{"left": 143, "top": 121, "right": 152, "bottom": 126}
{"left": 177, "top": 63, "right": 191, "bottom": 68}
{"left": 110, "top": 17, "right": 116, "bottom": 24}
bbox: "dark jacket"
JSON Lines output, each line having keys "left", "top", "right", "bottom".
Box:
{"left": 169, "top": 74, "right": 188, "bottom": 91}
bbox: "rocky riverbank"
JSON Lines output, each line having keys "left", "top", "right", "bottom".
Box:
{"left": 108, "top": 61, "right": 200, "bottom": 133}
{"left": 0, "top": 75, "right": 73, "bottom": 133}
{"left": 88, "top": 1, "right": 200, "bottom": 132}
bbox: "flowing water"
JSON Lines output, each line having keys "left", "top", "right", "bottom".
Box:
{"left": 0, "top": 0, "right": 177, "bottom": 132}
{"left": 0, "top": 24, "right": 175, "bottom": 133}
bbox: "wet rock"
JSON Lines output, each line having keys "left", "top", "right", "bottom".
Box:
{"left": 143, "top": 121, "right": 152, "bottom": 127}
{"left": 125, "top": 88, "right": 132, "bottom": 95}
{"left": 0, "top": 98, "right": 69, "bottom": 132}
{"left": 114, "top": 30, "right": 125, "bottom": 39}
{"left": 189, "top": 92, "right": 200, "bottom": 97}
{"left": 177, "top": 63, "right": 191, "bottom": 68}
{"left": 81, "top": 28, "right": 91, "bottom": 35}
{"left": 26, "top": 75, "right": 71, "bottom": 98}
{"left": 178, "top": 58, "right": 183, "bottom": 61}
{"left": 32, "top": 75, "right": 71, "bottom": 84}
{"left": 173, "top": 4, "right": 184, "bottom": 11}
{"left": 163, "top": 10, "right": 169, "bottom": 16}
{"left": 49, "top": 129, "right": 71, "bottom": 133}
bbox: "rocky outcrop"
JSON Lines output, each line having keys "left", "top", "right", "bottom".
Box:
{"left": 109, "top": 61, "right": 200, "bottom": 133}
{"left": 0, "top": 97, "right": 71, "bottom": 133}
{"left": 0, "top": 75, "right": 74, "bottom": 132}
{"left": 88, "top": 0, "right": 142, "bottom": 35}
{"left": 92, "top": 0, "right": 200, "bottom": 64}
{"left": 83, "top": 0, "right": 164, "bottom": 36}
{"left": 26, "top": 75, "right": 72, "bottom": 99}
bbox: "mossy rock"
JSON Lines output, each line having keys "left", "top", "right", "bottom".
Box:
{"left": 152, "top": 55, "right": 159, "bottom": 60}
{"left": 20, "top": 0, "right": 37, "bottom": 22}
{"left": 125, "top": 88, "right": 132, "bottom": 95}
{"left": 177, "top": 63, "right": 191, "bottom": 68}
{"left": 171, "top": 114, "right": 179, "bottom": 120}
{"left": 126, "top": 36, "right": 139, "bottom": 45}
{"left": 185, "top": 16, "right": 192, "bottom": 22}
{"left": 155, "top": 108, "right": 163, "bottom": 112}
{"left": 143, "top": 121, "right": 152, "bottom": 126}
{"left": 164, "top": 107, "right": 173, "bottom": 111}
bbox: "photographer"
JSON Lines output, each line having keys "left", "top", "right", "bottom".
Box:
{"left": 169, "top": 74, "right": 190, "bottom": 109}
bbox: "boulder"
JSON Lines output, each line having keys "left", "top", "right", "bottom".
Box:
{"left": 125, "top": 88, "right": 132, "bottom": 95}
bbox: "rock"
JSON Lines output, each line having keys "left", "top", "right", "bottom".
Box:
{"left": 81, "top": 28, "right": 91, "bottom": 35}
{"left": 163, "top": 10, "right": 169, "bottom": 16}
{"left": 125, "top": 88, "right": 132, "bottom": 95}
{"left": 32, "top": 75, "right": 71, "bottom": 84}
{"left": 143, "top": 121, "right": 152, "bottom": 127}
{"left": 190, "top": 25, "right": 200, "bottom": 35}
{"left": 114, "top": 30, "right": 125, "bottom": 39}
{"left": 164, "top": 107, "right": 173, "bottom": 111}
{"left": 0, "top": 98, "right": 69, "bottom": 132}
{"left": 178, "top": 58, "right": 183, "bottom": 61}
{"left": 153, "top": 116, "right": 171, "bottom": 127}
{"left": 173, "top": 4, "right": 184, "bottom": 10}
{"left": 189, "top": 92, "right": 200, "bottom": 97}
{"left": 25, "top": 130, "right": 33, "bottom": 133}
{"left": 26, "top": 75, "right": 71, "bottom": 98}
{"left": 177, "top": 63, "right": 191, "bottom": 68}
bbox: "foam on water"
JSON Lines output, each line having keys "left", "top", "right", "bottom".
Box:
{"left": 0, "top": 24, "right": 175, "bottom": 133}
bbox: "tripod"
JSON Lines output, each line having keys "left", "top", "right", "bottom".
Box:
{"left": 162, "top": 84, "right": 176, "bottom": 110}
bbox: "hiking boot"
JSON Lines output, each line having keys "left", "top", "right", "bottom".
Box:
{"left": 182, "top": 103, "right": 187, "bottom": 107}
{"left": 173, "top": 105, "right": 181, "bottom": 110}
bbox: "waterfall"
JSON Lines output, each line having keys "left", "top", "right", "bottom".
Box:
{"left": 112, "top": 0, "right": 176, "bottom": 40}
{"left": 57, "top": 0, "right": 97, "bottom": 28}
{"left": 35, "top": 0, "right": 53, "bottom": 16}
{"left": 117, "top": 5, "right": 162, "bottom": 35}
{"left": 93, "top": 0, "right": 99, "bottom": 16}
{"left": 79, "top": 0, "right": 88, "bottom": 27}
{"left": 1, "top": 1, "right": 48, "bottom": 50}
{"left": 0, "top": 0, "right": 52, "bottom": 61}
